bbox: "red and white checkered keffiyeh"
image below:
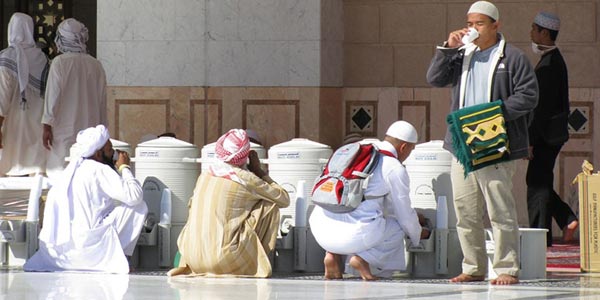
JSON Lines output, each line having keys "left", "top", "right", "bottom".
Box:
{"left": 209, "top": 129, "right": 251, "bottom": 186}
{"left": 215, "top": 129, "right": 250, "bottom": 166}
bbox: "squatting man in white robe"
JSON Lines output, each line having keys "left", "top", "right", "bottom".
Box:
{"left": 310, "top": 121, "right": 430, "bottom": 280}
{"left": 24, "top": 125, "right": 147, "bottom": 274}
{"left": 42, "top": 18, "right": 107, "bottom": 180}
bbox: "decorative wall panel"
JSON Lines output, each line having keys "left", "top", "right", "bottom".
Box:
{"left": 398, "top": 100, "right": 430, "bottom": 143}
{"left": 115, "top": 99, "right": 169, "bottom": 147}
{"left": 242, "top": 99, "right": 300, "bottom": 147}
{"left": 346, "top": 100, "right": 377, "bottom": 136}
{"left": 190, "top": 99, "right": 222, "bottom": 147}
{"left": 569, "top": 102, "right": 593, "bottom": 139}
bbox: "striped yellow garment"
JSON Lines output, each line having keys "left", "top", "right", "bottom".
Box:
{"left": 447, "top": 99, "right": 510, "bottom": 176}
{"left": 170, "top": 169, "right": 289, "bottom": 278}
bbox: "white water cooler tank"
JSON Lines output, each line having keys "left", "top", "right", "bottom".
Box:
{"left": 200, "top": 142, "right": 266, "bottom": 172}
{"left": 134, "top": 137, "right": 200, "bottom": 265}
{"left": 404, "top": 140, "right": 455, "bottom": 227}
{"left": 267, "top": 138, "right": 331, "bottom": 273}
{"left": 404, "top": 140, "right": 462, "bottom": 278}
{"left": 267, "top": 138, "right": 332, "bottom": 227}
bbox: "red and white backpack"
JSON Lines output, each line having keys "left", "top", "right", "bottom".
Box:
{"left": 311, "top": 142, "right": 383, "bottom": 213}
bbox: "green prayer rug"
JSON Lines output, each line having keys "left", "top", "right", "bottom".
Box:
{"left": 447, "top": 99, "right": 509, "bottom": 176}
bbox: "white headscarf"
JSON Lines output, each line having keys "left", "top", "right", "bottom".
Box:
{"left": 39, "top": 125, "right": 110, "bottom": 246}
{"left": 0, "top": 13, "right": 49, "bottom": 102}
{"left": 55, "top": 18, "right": 88, "bottom": 54}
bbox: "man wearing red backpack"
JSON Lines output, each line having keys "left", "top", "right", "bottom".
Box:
{"left": 310, "top": 121, "right": 430, "bottom": 280}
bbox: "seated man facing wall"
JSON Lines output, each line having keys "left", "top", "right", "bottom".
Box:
{"left": 310, "top": 121, "right": 430, "bottom": 280}
{"left": 168, "top": 129, "right": 290, "bottom": 278}
{"left": 24, "top": 125, "right": 147, "bottom": 273}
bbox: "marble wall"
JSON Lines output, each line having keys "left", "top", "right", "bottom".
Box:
{"left": 97, "top": 0, "right": 343, "bottom": 87}
{"left": 344, "top": 0, "right": 600, "bottom": 87}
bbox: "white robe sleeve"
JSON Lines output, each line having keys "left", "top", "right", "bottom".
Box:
{"left": 0, "top": 68, "right": 16, "bottom": 117}
{"left": 96, "top": 165, "right": 142, "bottom": 207}
{"left": 42, "top": 60, "right": 62, "bottom": 126}
{"left": 385, "top": 164, "right": 422, "bottom": 247}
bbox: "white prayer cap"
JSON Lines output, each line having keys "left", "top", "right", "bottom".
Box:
{"left": 76, "top": 125, "right": 110, "bottom": 158}
{"left": 468, "top": 1, "right": 499, "bottom": 21}
{"left": 386, "top": 121, "right": 418, "bottom": 143}
{"left": 534, "top": 12, "right": 560, "bottom": 31}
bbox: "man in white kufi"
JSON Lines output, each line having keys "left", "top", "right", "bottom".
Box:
{"left": 310, "top": 121, "right": 430, "bottom": 280}
{"left": 24, "top": 125, "right": 147, "bottom": 273}
{"left": 42, "top": 18, "right": 107, "bottom": 180}
{"left": 0, "top": 13, "right": 49, "bottom": 176}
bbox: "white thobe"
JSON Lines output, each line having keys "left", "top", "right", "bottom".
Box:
{"left": 309, "top": 140, "right": 422, "bottom": 276}
{"left": 0, "top": 68, "right": 47, "bottom": 175}
{"left": 42, "top": 53, "right": 107, "bottom": 179}
{"left": 24, "top": 160, "right": 147, "bottom": 274}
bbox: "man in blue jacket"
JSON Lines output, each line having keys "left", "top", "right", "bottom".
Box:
{"left": 426, "top": 1, "right": 538, "bottom": 285}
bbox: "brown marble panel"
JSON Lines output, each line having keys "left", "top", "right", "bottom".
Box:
{"left": 344, "top": 45, "right": 394, "bottom": 86}
{"left": 318, "top": 88, "right": 344, "bottom": 148}
{"left": 115, "top": 99, "right": 170, "bottom": 148}
{"left": 242, "top": 100, "right": 300, "bottom": 148}
{"left": 394, "top": 45, "right": 435, "bottom": 87}
{"left": 170, "top": 87, "right": 192, "bottom": 142}
{"left": 494, "top": 3, "right": 552, "bottom": 43}
{"left": 557, "top": 2, "right": 596, "bottom": 43}
{"left": 398, "top": 101, "right": 430, "bottom": 143}
{"left": 344, "top": 4, "right": 379, "bottom": 43}
{"left": 380, "top": 3, "right": 447, "bottom": 44}
{"left": 190, "top": 99, "right": 222, "bottom": 147}
{"left": 562, "top": 45, "right": 600, "bottom": 88}
{"left": 299, "top": 88, "right": 320, "bottom": 142}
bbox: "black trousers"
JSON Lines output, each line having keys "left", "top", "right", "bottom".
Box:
{"left": 526, "top": 143, "right": 578, "bottom": 246}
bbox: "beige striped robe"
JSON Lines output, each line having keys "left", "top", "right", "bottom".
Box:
{"left": 169, "top": 168, "right": 289, "bottom": 277}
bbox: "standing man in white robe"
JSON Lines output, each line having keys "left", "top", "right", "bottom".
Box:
{"left": 310, "top": 121, "right": 430, "bottom": 280}
{"left": 0, "top": 13, "right": 49, "bottom": 176}
{"left": 42, "top": 18, "right": 107, "bottom": 179}
{"left": 24, "top": 125, "right": 147, "bottom": 274}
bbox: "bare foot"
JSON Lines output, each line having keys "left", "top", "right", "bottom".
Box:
{"left": 449, "top": 273, "right": 485, "bottom": 283}
{"left": 563, "top": 220, "right": 579, "bottom": 243}
{"left": 490, "top": 274, "right": 519, "bottom": 285}
{"left": 167, "top": 265, "right": 191, "bottom": 277}
{"left": 323, "top": 252, "right": 343, "bottom": 279}
{"left": 349, "top": 255, "right": 377, "bottom": 281}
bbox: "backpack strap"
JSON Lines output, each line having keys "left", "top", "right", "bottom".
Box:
{"left": 379, "top": 149, "right": 396, "bottom": 158}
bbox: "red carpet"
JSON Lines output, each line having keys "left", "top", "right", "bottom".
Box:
{"left": 547, "top": 243, "right": 580, "bottom": 269}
